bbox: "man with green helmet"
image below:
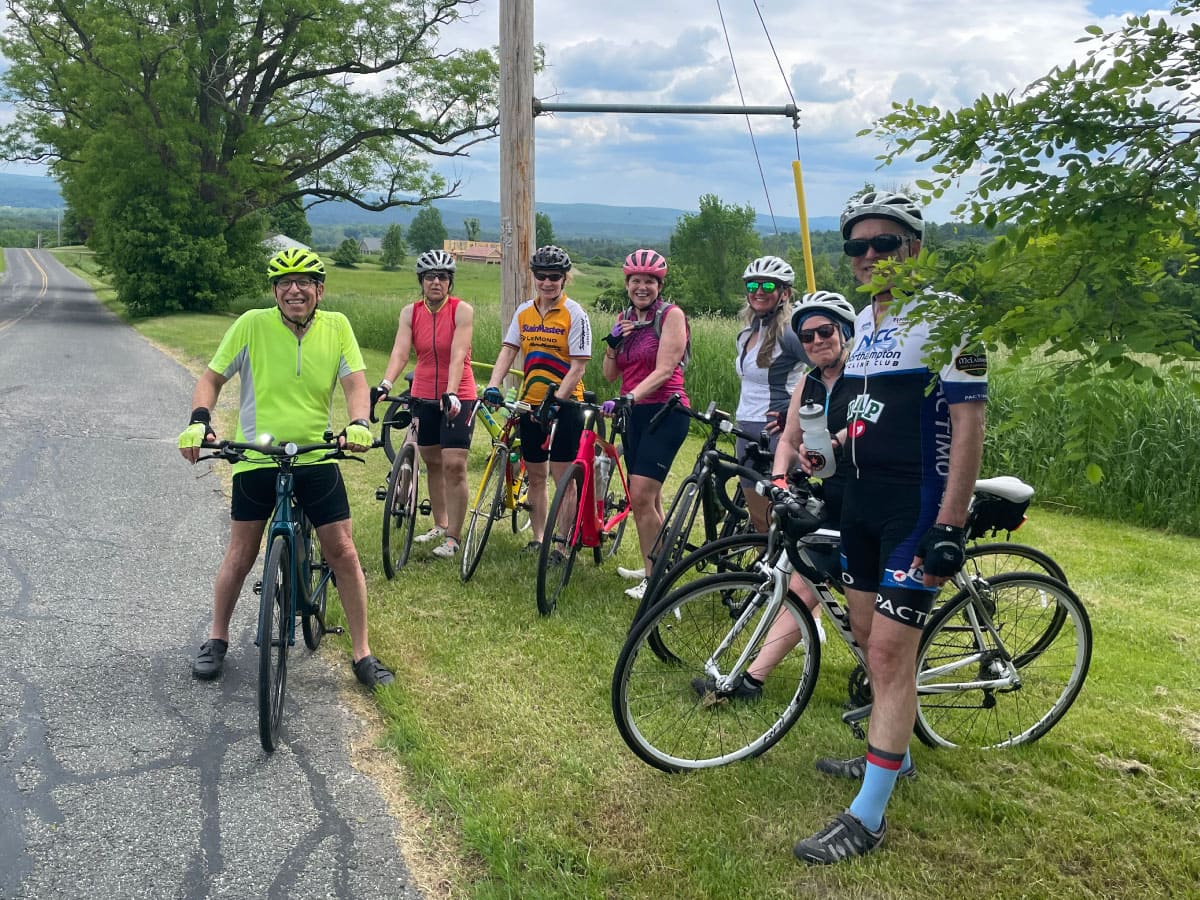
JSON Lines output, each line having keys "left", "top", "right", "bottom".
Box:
{"left": 177, "top": 247, "right": 394, "bottom": 688}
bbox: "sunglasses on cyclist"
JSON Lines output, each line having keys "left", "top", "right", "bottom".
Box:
{"left": 533, "top": 271, "right": 565, "bottom": 282}
{"left": 744, "top": 281, "right": 778, "bottom": 294}
{"left": 422, "top": 271, "right": 451, "bottom": 282}
{"left": 798, "top": 323, "right": 839, "bottom": 343}
{"left": 843, "top": 234, "right": 911, "bottom": 257}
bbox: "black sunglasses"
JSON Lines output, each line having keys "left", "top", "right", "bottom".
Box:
{"left": 798, "top": 323, "right": 838, "bottom": 343}
{"left": 744, "top": 280, "right": 778, "bottom": 294}
{"left": 843, "top": 234, "right": 911, "bottom": 257}
{"left": 533, "top": 271, "right": 565, "bottom": 282}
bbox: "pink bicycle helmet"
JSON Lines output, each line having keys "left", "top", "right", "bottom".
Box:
{"left": 623, "top": 249, "right": 668, "bottom": 281}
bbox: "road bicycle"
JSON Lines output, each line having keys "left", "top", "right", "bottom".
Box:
{"left": 198, "top": 435, "right": 369, "bottom": 752}
{"left": 537, "top": 396, "right": 633, "bottom": 615}
{"left": 460, "top": 397, "right": 533, "bottom": 582}
{"left": 612, "top": 466, "right": 1091, "bottom": 772}
{"left": 631, "top": 395, "right": 771, "bottom": 628}
{"left": 373, "top": 392, "right": 434, "bottom": 578}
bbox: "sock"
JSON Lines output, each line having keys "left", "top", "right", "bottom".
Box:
{"left": 848, "top": 744, "right": 906, "bottom": 832}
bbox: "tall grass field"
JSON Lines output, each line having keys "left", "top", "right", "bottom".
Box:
{"left": 61, "top": 248, "right": 1200, "bottom": 899}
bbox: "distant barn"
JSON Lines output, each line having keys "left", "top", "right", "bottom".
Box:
{"left": 444, "top": 239, "right": 502, "bottom": 265}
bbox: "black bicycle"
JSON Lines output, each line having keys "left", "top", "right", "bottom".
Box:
{"left": 631, "top": 395, "right": 770, "bottom": 629}
{"left": 199, "top": 435, "right": 369, "bottom": 752}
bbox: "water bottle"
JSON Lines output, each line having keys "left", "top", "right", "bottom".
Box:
{"left": 594, "top": 447, "right": 613, "bottom": 500}
{"left": 798, "top": 402, "right": 836, "bottom": 479}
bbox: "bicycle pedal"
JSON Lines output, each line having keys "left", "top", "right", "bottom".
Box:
{"left": 253, "top": 580, "right": 263, "bottom": 595}
{"left": 375, "top": 485, "right": 387, "bottom": 501}
{"left": 419, "top": 499, "right": 433, "bottom": 515}
{"left": 325, "top": 625, "right": 345, "bottom": 635}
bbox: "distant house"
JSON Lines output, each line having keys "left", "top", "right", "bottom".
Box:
{"left": 444, "top": 239, "right": 502, "bottom": 265}
{"left": 263, "top": 233, "right": 312, "bottom": 253}
{"left": 358, "top": 237, "right": 383, "bottom": 256}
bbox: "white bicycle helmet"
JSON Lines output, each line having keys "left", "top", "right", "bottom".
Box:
{"left": 415, "top": 248, "right": 457, "bottom": 275}
{"left": 792, "top": 290, "right": 856, "bottom": 341}
{"left": 839, "top": 191, "right": 925, "bottom": 239}
{"left": 742, "top": 255, "right": 796, "bottom": 286}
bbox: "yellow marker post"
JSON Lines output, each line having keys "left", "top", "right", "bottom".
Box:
{"left": 792, "top": 160, "right": 816, "bottom": 294}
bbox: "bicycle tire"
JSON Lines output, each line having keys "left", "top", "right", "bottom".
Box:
{"left": 301, "top": 517, "right": 328, "bottom": 650}
{"left": 382, "top": 443, "right": 418, "bottom": 579}
{"left": 380, "top": 398, "right": 408, "bottom": 463}
{"left": 537, "top": 462, "right": 584, "bottom": 615}
{"left": 638, "top": 479, "right": 701, "bottom": 624}
{"left": 612, "top": 571, "right": 821, "bottom": 772}
{"left": 639, "top": 532, "right": 770, "bottom": 663}
{"left": 258, "top": 535, "right": 291, "bottom": 752}
{"left": 914, "top": 572, "right": 1092, "bottom": 750}
{"left": 461, "top": 444, "right": 507, "bottom": 582}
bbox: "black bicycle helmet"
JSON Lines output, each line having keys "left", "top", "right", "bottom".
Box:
{"left": 529, "top": 245, "right": 572, "bottom": 272}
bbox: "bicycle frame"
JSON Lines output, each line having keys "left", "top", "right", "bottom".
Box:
{"left": 568, "top": 414, "right": 632, "bottom": 548}
{"left": 262, "top": 469, "right": 326, "bottom": 649}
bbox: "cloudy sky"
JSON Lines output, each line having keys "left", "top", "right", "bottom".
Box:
{"left": 0, "top": 1, "right": 1172, "bottom": 221}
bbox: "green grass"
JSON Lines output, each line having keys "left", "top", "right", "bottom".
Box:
{"left": 54, "top": 248, "right": 1200, "bottom": 898}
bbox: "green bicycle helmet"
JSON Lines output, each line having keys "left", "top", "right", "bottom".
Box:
{"left": 267, "top": 247, "right": 326, "bottom": 283}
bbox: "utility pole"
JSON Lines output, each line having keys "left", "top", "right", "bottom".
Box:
{"left": 498, "top": 0, "right": 534, "bottom": 375}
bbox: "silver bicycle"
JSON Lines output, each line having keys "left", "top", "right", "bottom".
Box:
{"left": 611, "top": 470, "right": 1092, "bottom": 773}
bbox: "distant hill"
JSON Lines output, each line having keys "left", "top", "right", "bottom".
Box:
{"left": 0, "top": 171, "right": 838, "bottom": 241}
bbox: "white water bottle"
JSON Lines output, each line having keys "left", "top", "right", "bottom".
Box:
{"left": 798, "top": 402, "right": 836, "bottom": 479}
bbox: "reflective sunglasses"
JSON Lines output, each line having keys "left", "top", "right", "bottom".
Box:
{"left": 274, "top": 277, "right": 318, "bottom": 290}
{"left": 533, "top": 271, "right": 565, "bottom": 282}
{"left": 798, "top": 323, "right": 838, "bottom": 343}
{"left": 422, "top": 271, "right": 451, "bottom": 282}
{"left": 843, "top": 234, "right": 911, "bottom": 257}
{"left": 744, "top": 280, "right": 778, "bottom": 294}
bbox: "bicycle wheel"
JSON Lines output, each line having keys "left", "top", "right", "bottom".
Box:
{"left": 537, "top": 462, "right": 584, "bottom": 616}
{"left": 915, "top": 572, "right": 1092, "bottom": 750}
{"left": 258, "top": 535, "right": 291, "bottom": 753}
{"left": 461, "top": 445, "right": 507, "bottom": 582}
{"left": 601, "top": 468, "right": 630, "bottom": 560}
{"left": 510, "top": 460, "right": 532, "bottom": 533}
{"left": 638, "top": 479, "right": 701, "bottom": 624}
{"left": 612, "top": 572, "right": 821, "bottom": 772}
{"left": 380, "top": 398, "right": 407, "bottom": 463}
{"left": 381, "top": 442, "right": 418, "bottom": 579}
{"left": 963, "top": 542, "right": 1067, "bottom": 585}
{"left": 301, "top": 518, "right": 328, "bottom": 650}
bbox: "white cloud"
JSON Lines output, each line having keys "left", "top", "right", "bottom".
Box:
{"left": 0, "top": 0, "right": 1176, "bottom": 218}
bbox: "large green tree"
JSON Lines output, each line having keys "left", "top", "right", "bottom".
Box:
{"left": 535, "top": 211, "right": 555, "bottom": 248}
{"left": 381, "top": 223, "right": 406, "bottom": 271}
{"left": 869, "top": 3, "right": 1200, "bottom": 385}
{"left": 0, "top": 0, "right": 499, "bottom": 314}
{"left": 669, "top": 194, "right": 761, "bottom": 315}
{"left": 407, "top": 205, "right": 448, "bottom": 254}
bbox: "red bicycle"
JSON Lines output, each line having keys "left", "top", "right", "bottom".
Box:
{"left": 536, "top": 397, "right": 632, "bottom": 615}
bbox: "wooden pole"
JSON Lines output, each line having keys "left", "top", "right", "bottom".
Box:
{"left": 499, "top": 0, "right": 534, "bottom": 383}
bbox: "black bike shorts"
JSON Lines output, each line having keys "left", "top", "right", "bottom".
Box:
{"left": 839, "top": 474, "right": 941, "bottom": 630}
{"left": 412, "top": 398, "right": 476, "bottom": 450}
{"left": 231, "top": 463, "right": 350, "bottom": 526}
{"left": 519, "top": 406, "right": 585, "bottom": 465}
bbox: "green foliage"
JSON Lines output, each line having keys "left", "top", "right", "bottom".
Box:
{"left": 870, "top": 4, "right": 1200, "bottom": 382}
{"left": 380, "top": 224, "right": 406, "bottom": 271}
{"left": 267, "top": 200, "right": 312, "bottom": 246}
{"left": 0, "top": 0, "right": 500, "bottom": 313}
{"left": 333, "top": 238, "right": 361, "bottom": 268}
{"left": 463, "top": 217, "right": 480, "bottom": 241}
{"left": 669, "top": 194, "right": 762, "bottom": 315}
{"left": 407, "top": 206, "right": 448, "bottom": 254}
{"left": 535, "top": 211, "right": 555, "bottom": 247}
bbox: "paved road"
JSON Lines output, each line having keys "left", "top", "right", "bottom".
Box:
{"left": 0, "top": 249, "right": 422, "bottom": 900}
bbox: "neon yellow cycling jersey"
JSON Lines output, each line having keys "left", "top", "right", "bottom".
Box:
{"left": 208, "top": 307, "right": 365, "bottom": 472}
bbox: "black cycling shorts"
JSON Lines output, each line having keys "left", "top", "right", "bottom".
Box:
{"left": 231, "top": 463, "right": 350, "bottom": 526}
{"left": 839, "top": 474, "right": 941, "bottom": 629}
{"left": 412, "top": 398, "right": 476, "bottom": 450}
{"left": 519, "top": 406, "right": 585, "bottom": 465}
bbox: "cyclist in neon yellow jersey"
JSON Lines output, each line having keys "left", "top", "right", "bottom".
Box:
{"left": 177, "top": 247, "right": 394, "bottom": 689}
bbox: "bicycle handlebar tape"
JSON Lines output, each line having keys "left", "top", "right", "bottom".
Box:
{"left": 648, "top": 392, "right": 682, "bottom": 432}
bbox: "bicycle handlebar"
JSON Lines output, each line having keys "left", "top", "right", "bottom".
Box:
{"left": 197, "top": 436, "right": 378, "bottom": 465}
{"left": 649, "top": 393, "right": 766, "bottom": 446}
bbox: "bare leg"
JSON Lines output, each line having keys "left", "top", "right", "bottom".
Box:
{"left": 439, "top": 447, "right": 470, "bottom": 540}
{"left": 526, "top": 459, "right": 550, "bottom": 543}
{"left": 629, "top": 474, "right": 664, "bottom": 572}
{"left": 419, "top": 444, "right": 447, "bottom": 531}
{"left": 315, "top": 518, "right": 373, "bottom": 662}
{"left": 208, "top": 519, "right": 268, "bottom": 640}
{"left": 748, "top": 572, "right": 822, "bottom": 681}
